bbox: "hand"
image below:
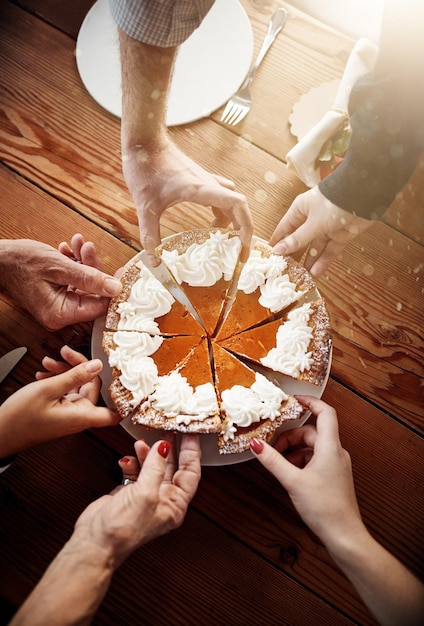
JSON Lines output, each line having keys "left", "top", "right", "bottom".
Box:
{"left": 0, "top": 237, "right": 122, "bottom": 330}
{"left": 0, "top": 346, "right": 119, "bottom": 458}
{"left": 250, "top": 396, "right": 365, "bottom": 549}
{"left": 122, "top": 136, "right": 253, "bottom": 264}
{"left": 58, "top": 232, "right": 105, "bottom": 271}
{"left": 269, "top": 187, "right": 372, "bottom": 277}
{"left": 72, "top": 435, "right": 201, "bottom": 566}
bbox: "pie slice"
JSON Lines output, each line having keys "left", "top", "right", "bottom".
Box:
{"left": 132, "top": 337, "right": 221, "bottom": 433}
{"left": 102, "top": 332, "right": 202, "bottom": 419}
{"left": 215, "top": 242, "right": 316, "bottom": 341}
{"left": 157, "top": 228, "right": 241, "bottom": 335}
{"left": 219, "top": 299, "right": 331, "bottom": 386}
{"left": 212, "top": 344, "right": 304, "bottom": 454}
{"left": 105, "top": 257, "right": 204, "bottom": 336}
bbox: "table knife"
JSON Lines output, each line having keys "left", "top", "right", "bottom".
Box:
{"left": 138, "top": 250, "right": 205, "bottom": 330}
{"left": 0, "top": 347, "right": 27, "bottom": 384}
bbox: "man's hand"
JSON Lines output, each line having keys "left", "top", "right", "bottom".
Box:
{"left": 270, "top": 187, "right": 372, "bottom": 276}
{"left": 0, "top": 237, "right": 122, "bottom": 330}
{"left": 123, "top": 137, "right": 253, "bottom": 265}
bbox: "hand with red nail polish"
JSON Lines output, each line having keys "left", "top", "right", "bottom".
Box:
{"left": 250, "top": 395, "right": 424, "bottom": 626}
{"left": 0, "top": 345, "right": 120, "bottom": 460}
{"left": 12, "top": 434, "right": 202, "bottom": 625}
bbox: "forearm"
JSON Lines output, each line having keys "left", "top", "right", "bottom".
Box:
{"left": 326, "top": 528, "right": 424, "bottom": 626}
{"left": 10, "top": 538, "right": 115, "bottom": 626}
{"left": 119, "top": 29, "right": 176, "bottom": 152}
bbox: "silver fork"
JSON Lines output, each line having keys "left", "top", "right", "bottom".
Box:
{"left": 220, "top": 8, "right": 288, "bottom": 126}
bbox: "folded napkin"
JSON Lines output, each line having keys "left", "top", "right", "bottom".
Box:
{"left": 286, "top": 37, "right": 379, "bottom": 187}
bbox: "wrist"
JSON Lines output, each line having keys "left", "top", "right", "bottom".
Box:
{"left": 323, "top": 521, "right": 373, "bottom": 570}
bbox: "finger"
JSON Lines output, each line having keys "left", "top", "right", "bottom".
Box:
{"left": 138, "top": 220, "right": 161, "bottom": 267}
{"left": 119, "top": 455, "right": 141, "bottom": 482}
{"left": 135, "top": 439, "right": 171, "bottom": 491}
{"left": 251, "top": 439, "right": 301, "bottom": 489}
{"left": 284, "top": 447, "right": 314, "bottom": 468}
{"left": 173, "top": 435, "right": 202, "bottom": 497}
{"left": 58, "top": 241, "right": 74, "bottom": 259}
{"left": 190, "top": 186, "right": 253, "bottom": 248}
{"left": 213, "top": 174, "right": 236, "bottom": 190}
{"left": 295, "top": 395, "right": 341, "bottom": 451}
{"left": 269, "top": 203, "right": 307, "bottom": 248}
{"left": 40, "top": 355, "right": 71, "bottom": 375}
{"left": 55, "top": 256, "right": 122, "bottom": 297}
{"left": 83, "top": 406, "right": 121, "bottom": 428}
{"left": 306, "top": 240, "right": 346, "bottom": 277}
{"left": 59, "top": 345, "right": 88, "bottom": 367}
{"left": 273, "top": 424, "right": 317, "bottom": 454}
{"left": 79, "top": 241, "right": 104, "bottom": 271}
{"left": 272, "top": 221, "right": 318, "bottom": 258}
{"left": 211, "top": 207, "right": 231, "bottom": 229}
{"left": 133, "top": 438, "right": 151, "bottom": 467}
{"left": 70, "top": 233, "right": 85, "bottom": 261}
{"left": 42, "top": 360, "right": 103, "bottom": 399}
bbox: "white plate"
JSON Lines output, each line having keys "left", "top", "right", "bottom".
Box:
{"left": 76, "top": 0, "right": 254, "bottom": 125}
{"left": 91, "top": 237, "right": 332, "bottom": 466}
{"left": 288, "top": 80, "right": 340, "bottom": 141}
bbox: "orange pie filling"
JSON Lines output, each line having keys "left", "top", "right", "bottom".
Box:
{"left": 103, "top": 230, "right": 331, "bottom": 454}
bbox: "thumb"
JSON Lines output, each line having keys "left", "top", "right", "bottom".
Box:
{"left": 44, "top": 360, "right": 103, "bottom": 398}
{"left": 60, "top": 258, "right": 122, "bottom": 297}
{"left": 250, "top": 439, "right": 301, "bottom": 490}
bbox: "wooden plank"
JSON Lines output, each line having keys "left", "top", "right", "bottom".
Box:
{"left": 318, "top": 221, "right": 424, "bottom": 432}
{"left": 0, "top": 433, "right": 357, "bottom": 626}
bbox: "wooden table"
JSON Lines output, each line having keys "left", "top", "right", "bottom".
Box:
{"left": 0, "top": 1, "right": 423, "bottom": 624}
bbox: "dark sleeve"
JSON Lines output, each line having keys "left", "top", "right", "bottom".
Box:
{"left": 318, "top": 1, "right": 424, "bottom": 219}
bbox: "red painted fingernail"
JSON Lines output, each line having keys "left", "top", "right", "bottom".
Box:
{"left": 250, "top": 438, "right": 264, "bottom": 454}
{"left": 158, "top": 440, "right": 171, "bottom": 459}
{"left": 120, "top": 456, "right": 130, "bottom": 463}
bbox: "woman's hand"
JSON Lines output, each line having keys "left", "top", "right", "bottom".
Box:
{"left": 270, "top": 187, "right": 371, "bottom": 277}
{"left": 72, "top": 435, "right": 201, "bottom": 567}
{"left": 0, "top": 346, "right": 119, "bottom": 458}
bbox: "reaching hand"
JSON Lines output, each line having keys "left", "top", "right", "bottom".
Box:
{"left": 72, "top": 435, "right": 201, "bottom": 567}
{"left": 269, "top": 187, "right": 372, "bottom": 277}
{"left": 250, "top": 395, "right": 364, "bottom": 549}
{"left": 122, "top": 136, "right": 253, "bottom": 265}
{"left": 0, "top": 236, "right": 122, "bottom": 330}
{"left": 0, "top": 346, "right": 119, "bottom": 458}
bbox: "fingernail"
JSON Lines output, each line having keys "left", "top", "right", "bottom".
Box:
{"left": 119, "top": 456, "right": 130, "bottom": 464}
{"left": 85, "top": 359, "right": 102, "bottom": 373}
{"left": 104, "top": 277, "right": 122, "bottom": 296}
{"left": 137, "top": 438, "right": 146, "bottom": 443}
{"left": 250, "top": 438, "right": 264, "bottom": 454}
{"left": 272, "top": 243, "right": 286, "bottom": 255}
{"left": 158, "top": 440, "right": 171, "bottom": 459}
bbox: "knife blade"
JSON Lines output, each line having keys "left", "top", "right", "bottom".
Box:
{"left": 0, "top": 347, "right": 27, "bottom": 384}
{"left": 138, "top": 250, "right": 206, "bottom": 331}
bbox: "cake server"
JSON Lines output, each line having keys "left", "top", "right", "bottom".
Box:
{"left": 0, "top": 347, "right": 27, "bottom": 384}
{"left": 138, "top": 250, "right": 206, "bottom": 330}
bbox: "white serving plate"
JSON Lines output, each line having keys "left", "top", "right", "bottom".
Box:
{"left": 91, "top": 237, "right": 332, "bottom": 466}
{"left": 76, "top": 0, "right": 254, "bottom": 125}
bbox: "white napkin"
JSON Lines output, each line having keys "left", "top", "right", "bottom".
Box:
{"left": 286, "top": 38, "right": 379, "bottom": 187}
